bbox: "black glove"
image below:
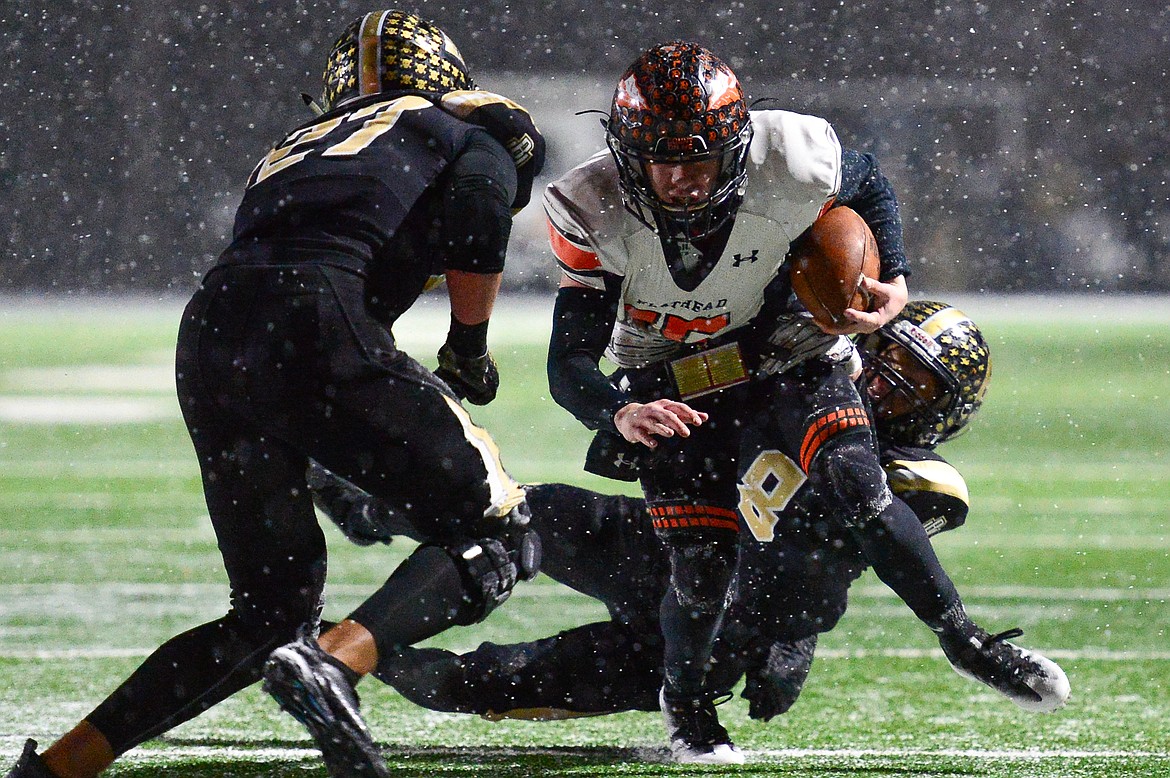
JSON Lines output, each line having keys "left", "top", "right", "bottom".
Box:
{"left": 435, "top": 343, "right": 500, "bottom": 405}
{"left": 741, "top": 634, "right": 818, "bottom": 721}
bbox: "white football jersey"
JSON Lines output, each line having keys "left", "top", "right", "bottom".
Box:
{"left": 544, "top": 109, "right": 843, "bottom": 368}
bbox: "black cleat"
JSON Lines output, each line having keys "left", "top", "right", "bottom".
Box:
{"left": 659, "top": 688, "right": 744, "bottom": 765}
{"left": 4, "top": 740, "right": 55, "bottom": 778}
{"left": 263, "top": 634, "right": 390, "bottom": 777}
{"left": 935, "top": 610, "right": 1070, "bottom": 713}
{"left": 743, "top": 634, "right": 818, "bottom": 721}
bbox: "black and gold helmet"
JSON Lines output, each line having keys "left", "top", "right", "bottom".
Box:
{"left": 860, "top": 300, "right": 992, "bottom": 447}
{"left": 321, "top": 10, "right": 475, "bottom": 112}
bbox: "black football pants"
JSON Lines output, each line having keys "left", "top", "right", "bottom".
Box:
{"left": 86, "top": 262, "right": 523, "bottom": 754}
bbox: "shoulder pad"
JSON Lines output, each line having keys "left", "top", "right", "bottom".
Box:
{"left": 543, "top": 151, "right": 631, "bottom": 287}
{"left": 884, "top": 454, "right": 969, "bottom": 536}
{"left": 439, "top": 90, "right": 546, "bottom": 209}
{"left": 747, "top": 109, "right": 842, "bottom": 197}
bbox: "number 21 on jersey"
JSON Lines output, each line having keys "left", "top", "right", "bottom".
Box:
{"left": 248, "top": 95, "right": 432, "bottom": 187}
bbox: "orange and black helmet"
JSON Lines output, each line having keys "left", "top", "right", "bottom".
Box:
{"left": 606, "top": 41, "right": 753, "bottom": 239}
{"left": 321, "top": 10, "right": 475, "bottom": 112}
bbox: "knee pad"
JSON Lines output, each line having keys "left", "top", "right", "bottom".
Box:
{"left": 808, "top": 438, "right": 892, "bottom": 528}
{"left": 666, "top": 537, "right": 738, "bottom": 614}
{"left": 431, "top": 523, "right": 542, "bottom": 626}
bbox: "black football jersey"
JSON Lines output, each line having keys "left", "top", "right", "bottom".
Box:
{"left": 231, "top": 94, "right": 482, "bottom": 256}
{"left": 219, "top": 93, "right": 500, "bottom": 323}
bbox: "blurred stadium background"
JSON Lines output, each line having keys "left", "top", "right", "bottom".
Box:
{"left": 2, "top": 1, "right": 1168, "bottom": 295}
{"left": 2, "top": 4, "right": 1169, "bottom": 775}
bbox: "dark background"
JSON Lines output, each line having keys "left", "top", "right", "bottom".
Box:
{"left": 2, "top": 1, "right": 1167, "bottom": 295}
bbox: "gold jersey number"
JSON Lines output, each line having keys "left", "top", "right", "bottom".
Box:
{"left": 248, "top": 95, "right": 432, "bottom": 187}
{"left": 736, "top": 449, "right": 807, "bottom": 542}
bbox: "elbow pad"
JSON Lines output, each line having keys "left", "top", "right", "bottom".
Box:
{"left": 441, "top": 135, "right": 517, "bottom": 274}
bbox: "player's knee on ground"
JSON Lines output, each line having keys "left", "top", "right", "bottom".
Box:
{"left": 806, "top": 437, "right": 892, "bottom": 529}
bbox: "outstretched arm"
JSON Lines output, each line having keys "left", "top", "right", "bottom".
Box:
{"left": 823, "top": 149, "right": 911, "bottom": 334}
{"left": 549, "top": 275, "right": 706, "bottom": 443}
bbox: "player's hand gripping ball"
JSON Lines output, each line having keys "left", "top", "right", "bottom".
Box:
{"left": 788, "top": 206, "right": 880, "bottom": 328}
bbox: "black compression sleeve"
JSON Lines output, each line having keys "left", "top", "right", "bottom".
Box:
{"left": 836, "top": 149, "right": 910, "bottom": 281}
{"left": 441, "top": 132, "right": 519, "bottom": 274}
{"left": 547, "top": 286, "right": 628, "bottom": 432}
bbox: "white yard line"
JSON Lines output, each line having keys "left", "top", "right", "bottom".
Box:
{"left": 0, "top": 461, "right": 193, "bottom": 477}
{"left": 0, "top": 581, "right": 1167, "bottom": 602}
{"left": 0, "top": 740, "right": 1163, "bottom": 762}
{"left": 0, "top": 396, "right": 179, "bottom": 424}
{"left": 753, "top": 746, "right": 1170, "bottom": 759}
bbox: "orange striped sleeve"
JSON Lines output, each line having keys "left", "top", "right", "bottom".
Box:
{"left": 799, "top": 405, "right": 870, "bottom": 473}
{"left": 547, "top": 218, "right": 602, "bottom": 274}
{"left": 648, "top": 504, "right": 740, "bottom": 533}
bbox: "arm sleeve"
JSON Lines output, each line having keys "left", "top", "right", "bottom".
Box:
{"left": 836, "top": 149, "right": 910, "bottom": 281}
{"left": 547, "top": 285, "right": 628, "bottom": 432}
{"left": 439, "top": 131, "right": 519, "bottom": 275}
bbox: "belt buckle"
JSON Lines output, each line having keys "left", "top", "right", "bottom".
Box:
{"left": 669, "top": 341, "right": 749, "bottom": 401}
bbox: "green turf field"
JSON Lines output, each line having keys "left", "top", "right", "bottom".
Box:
{"left": 1, "top": 295, "right": 1167, "bottom": 777}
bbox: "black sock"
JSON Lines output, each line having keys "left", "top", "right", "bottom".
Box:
{"left": 347, "top": 545, "right": 472, "bottom": 659}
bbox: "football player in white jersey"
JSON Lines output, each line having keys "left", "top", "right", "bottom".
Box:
{"left": 542, "top": 41, "right": 993, "bottom": 764}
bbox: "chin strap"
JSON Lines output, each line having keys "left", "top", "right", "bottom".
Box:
{"left": 300, "top": 92, "right": 324, "bottom": 116}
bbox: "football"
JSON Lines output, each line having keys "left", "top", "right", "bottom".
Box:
{"left": 788, "top": 206, "right": 880, "bottom": 327}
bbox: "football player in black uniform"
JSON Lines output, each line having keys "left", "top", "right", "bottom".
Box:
{"left": 307, "top": 302, "right": 1070, "bottom": 731}
{"left": 5, "top": 11, "right": 544, "bottom": 778}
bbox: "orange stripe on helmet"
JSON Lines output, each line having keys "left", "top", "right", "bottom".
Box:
{"left": 799, "top": 405, "right": 870, "bottom": 473}
{"left": 706, "top": 66, "right": 743, "bottom": 111}
{"left": 357, "top": 11, "right": 388, "bottom": 98}
{"left": 547, "top": 219, "right": 601, "bottom": 272}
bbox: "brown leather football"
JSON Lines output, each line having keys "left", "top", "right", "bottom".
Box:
{"left": 788, "top": 206, "right": 880, "bottom": 327}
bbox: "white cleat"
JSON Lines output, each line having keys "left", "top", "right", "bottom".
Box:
{"left": 659, "top": 687, "right": 745, "bottom": 765}
{"left": 940, "top": 623, "right": 1071, "bottom": 713}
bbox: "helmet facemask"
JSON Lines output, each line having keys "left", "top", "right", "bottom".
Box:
{"left": 864, "top": 342, "right": 958, "bottom": 448}
{"left": 606, "top": 124, "right": 752, "bottom": 240}
{"left": 606, "top": 42, "right": 752, "bottom": 241}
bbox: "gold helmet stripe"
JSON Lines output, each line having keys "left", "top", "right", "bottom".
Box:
{"left": 919, "top": 306, "right": 972, "bottom": 337}
{"left": 357, "top": 11, "right": 389, "bottom": 98}
{"left": 440, "top": 30, "right": 467, "bottom": 69}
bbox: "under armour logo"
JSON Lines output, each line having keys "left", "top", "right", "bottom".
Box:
{"left": 731, "top": 250, "right": 760, "bottom": 267}
{"left": 613, "top": 453, "right": 639, "bottom": 470}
